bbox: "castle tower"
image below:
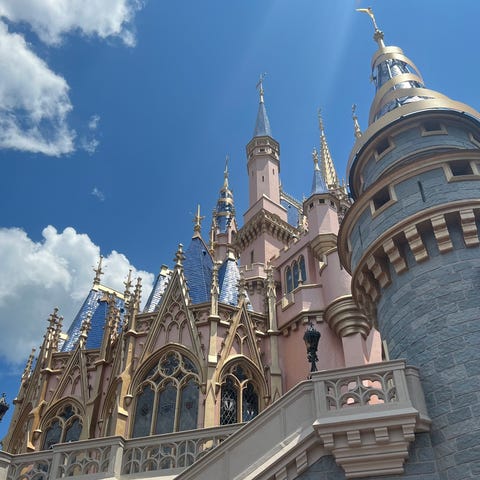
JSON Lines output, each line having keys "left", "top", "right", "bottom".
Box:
{"left": 339, "top": 11, "right": 480, "bottom": 477}
{"left": 236, "top": 76, "right": 297, "bottom": 312}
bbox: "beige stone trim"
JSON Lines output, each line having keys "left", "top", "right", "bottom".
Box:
{"left": 350, "top": 201, "right": 480, "bottom": 315}
{"left": 324, "top": 295, "right": 372, "bottom": 339}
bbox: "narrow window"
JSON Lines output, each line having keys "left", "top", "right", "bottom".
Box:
{"left": 417, "top": 181, "right": 426, "bottom": 202}
{"left": 372, "top": 187, "right": 391, "bottom": 210}
{"left": 450, "top": 160, "right": 473, "bottom": 176}
{"left": 376, "top": 137, "right": 390, "bottom": 156}
{"left": 250, "top": 251, "right": 254, "bottom": 264}
{"left": 423, "top": 121, "right": 442, "bottom": 132}
{"left": 292, "top": 261, "right": 299, "bottom": 289}
{"left": 285, "top": 267, "right": 293, "bottom": 293}
{"left": 262, "top": 176, "right": 264, "bottom": 182}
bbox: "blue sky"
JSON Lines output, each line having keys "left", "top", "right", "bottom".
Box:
{"left": 0, "top": 1, "right": 478, "bottom": 436}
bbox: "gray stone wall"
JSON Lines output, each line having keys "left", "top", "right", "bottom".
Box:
{"left": 360, "top": 124, "right": 476, "bottom": 192}
{"left": 377, "top": 237, "right": 480, "bottom": 479}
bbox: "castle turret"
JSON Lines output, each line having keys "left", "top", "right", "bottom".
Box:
{"left": 339, "top": 10, "right": 480, "bottom": 477}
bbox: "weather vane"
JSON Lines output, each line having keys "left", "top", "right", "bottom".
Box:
{"left": 256, "top": 72, "right": 267, "bottom": 102}
{"left": 356, "top": 7, "right": 385, "bottom": 47}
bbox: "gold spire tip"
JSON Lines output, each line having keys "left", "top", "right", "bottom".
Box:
{"left": 193, "top": 204, "right": 205, "bottom": 234}
{"left": 224, "top": 154, "right": 229, "bottom": 188}
{"left": 256, "top": 72, "right": 267, "bottom": 103}
{"left": 317, "top": 108, "right": 325, "bottom": 133}
{"left": 93, "top": 255, "right": 104, "bottom": 286}
{"left": 356, "top": 7, "right": 385, "bottom": 47}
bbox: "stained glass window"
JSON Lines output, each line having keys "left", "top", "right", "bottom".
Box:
{"left": 220, "top": 364, "right": 260, "bottom": 425}
{"left": 132, "top": 351, "right": 199, "bottom": 437}
{"left": 286, "top": 267, "right": 293, "bottom": 293}
{"left": 42, "top": 404, "right": 82, "bottom": 449}
{"left": 293, "top": 261, "right": 299, "bottom": 289}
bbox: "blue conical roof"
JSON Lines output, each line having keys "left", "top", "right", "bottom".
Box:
{"left": 253, "top": 100, "right": 272, "bottom": 137}
{"left": 183, "top": 236, "right": 213, "bottom": 304}
{"left": 311, "top": 169, "right": 328, "bottom": 195}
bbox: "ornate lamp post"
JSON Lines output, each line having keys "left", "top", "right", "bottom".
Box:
{"left": 303, "top": 323, "right": 321, "bottom": 374}
{"left": 0, "top": 394, "right": 9, "bottom": 422}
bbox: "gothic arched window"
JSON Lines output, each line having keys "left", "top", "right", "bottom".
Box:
{"left": 285, "top": 267, "right": 293, "bottom": 293}
{"left": 292, "top": 261, "right": 299, "bottom": 290}
{"left": 42, "top": 404, "right": 83, "bottom": 449}
{"left": 299, "top": 255, "right": 306, "bottom": 284}
{"left": 220, "top": 364, "right": 259, "bottom": 425}
{"left": 132, "top": 350, "right": 200, "bottom": 438}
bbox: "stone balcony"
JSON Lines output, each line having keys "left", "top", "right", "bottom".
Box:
{"left": 0, "top": 360, "right": 430, "bottom": 480}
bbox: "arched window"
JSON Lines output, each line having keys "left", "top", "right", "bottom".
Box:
{"left": 42, "top": 404, "right": 83, "bottom": 449}
{"left": 299, "top": 255, "right": 306, "bottom": 284}
{"left": 285, "top": 267, "right": 293, "bottom": 293}
{"left": 220, "top": 364, "right": 259, "bottom": 425}
{"left": 132, "top": 350, "right": 200, "bottom": 438}
{"left": 292, "top": 261, "right": 299, "bottom": 290}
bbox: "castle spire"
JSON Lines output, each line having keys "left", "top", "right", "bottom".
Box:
{"left": 93, "top": 255, "right": 104, "bottom": 286}
{"left": 352, "top": 104, "right": 362, "bottom": 138}
{"left": 253, "top": 73, "right": 272, "bottom": 137}
{"left": 311, "top": 147, "right": 328, "bottom": 195}
{"left": 318, "top": 109, "right": 339, "bottom": 190}
{"left": 193, "top": 204, "right": 204, "bottom": 238}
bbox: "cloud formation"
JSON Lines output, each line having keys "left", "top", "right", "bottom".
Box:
{"left": 0, "top": 21, "right": 75, "bottom": 155}
{"left": 0, "top": 1, "right": 145, "bottom": 155}
{"left": 0, "top": 0, "right": 142, "bottom": 46}
{"left": 91, "top": 187, "right": 105, "bottom": 201}
{"left": 0, "top": 226, "right": 154, "bottom": 365}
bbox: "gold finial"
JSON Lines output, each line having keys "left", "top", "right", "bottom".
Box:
{"left": 237, "top": 271, "right": 247, "bottom": 300}
{"left": 256, "top": 72, "right": 267, "bottom": 103}
{"left": 224, "top": 155, "right": 229, "bottom": 189}
{"left": 193, "top": 204, "right": 205, "bottom": 236}
{"left": 174, "top": 243, "right": 185, "bottom": 269}
{"left": 356, "top": 7, "right": 385, "bottom": 48}
{"left": 312, "top": 148, "right": 320, "bottom": 171}
{"left": 352, "top": 104, "right": 362, "bottom": 138}
{"left": 93, "top": 255, "right": 104, "bottom": 286}
{"left": 22, "top": 348, "right": 36, "bottom": 382}
{"left": 79, "top": 313, "right": 92, "bottom": 349}
{"left": 123, "top": 269, "right": 133, "bottom": 308}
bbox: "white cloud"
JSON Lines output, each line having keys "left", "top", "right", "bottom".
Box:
{"left": 88, "top": 114, "right": 100, "bottom": 131}
{"left": 0, "top": 21, "right": 75, "bottom": 155}
{"left": 0, "top": 0, "right": 143, "bottom": 46}
{"left": 0, "top": 226, "right": 154, "bottom": 365}
{"left": 91, "top": 187, "right": 105, "bottom": 201}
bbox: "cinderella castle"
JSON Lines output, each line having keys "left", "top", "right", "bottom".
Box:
{"left": 1, "top": 9, "right": 480, "bottom": 480}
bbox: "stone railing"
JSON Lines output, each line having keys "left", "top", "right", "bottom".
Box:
{"left": 0, "top": 425, "right": 239, "bottom": 480}
{"left": 0, "top": 361, "right": 430, "bottom": 480}
{"left": 312, "top": 360, "right": 431, "bottom": 478}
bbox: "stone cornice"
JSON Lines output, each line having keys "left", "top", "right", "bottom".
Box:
{"left": 234, "top": 209, "right": 298, "bottom": 252}
{"left": 349, "top": 200, "right": 480, "bottom": 317}
{"left": 338, "top": 149, "right": 480, "bottom": 272}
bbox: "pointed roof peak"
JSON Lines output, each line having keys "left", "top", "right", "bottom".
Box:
{"left": 92, "top": 255, "right": 104, "bottom": 286}
{"left": 317, "top": 109, "right": 339, "bottom": 189}
{"left": 253, "top": 73, "right": 272, "bottom": 138}
{"left": 311, "top": 148, "right": 328, "bottom": 195}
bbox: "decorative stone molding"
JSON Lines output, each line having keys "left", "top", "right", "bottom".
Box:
{"left": 234, "top": 209, "right": 297, "bottom": 251}
{"left": 312, "top": 360, "right": 430, "bottom": 479}
{"left": 324, "top": 295, "right": 372, "bottom": 339}
{"left": 310, "top": 233, "right": 338, "bottom": 259}
{"left": 350, "top": 201, "right": 480, "bottom": 316}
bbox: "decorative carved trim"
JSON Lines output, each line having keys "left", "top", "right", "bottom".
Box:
{"left": 324, "top": 295, "right": 372, "bottom": 339}
{"left": 350, "top": 202, "right": 480, "bottom": 316}
{"left": 234, "top": 209, "right": 298, "bottom": 252}
{"left": 460, "top": 208, "right": 480, "bottom": 247}
{"left": 310, "top": 233, "right": 338, "bottom": 260}
{"left": 431, "top": 214, "right": 453, "bottom": 253}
